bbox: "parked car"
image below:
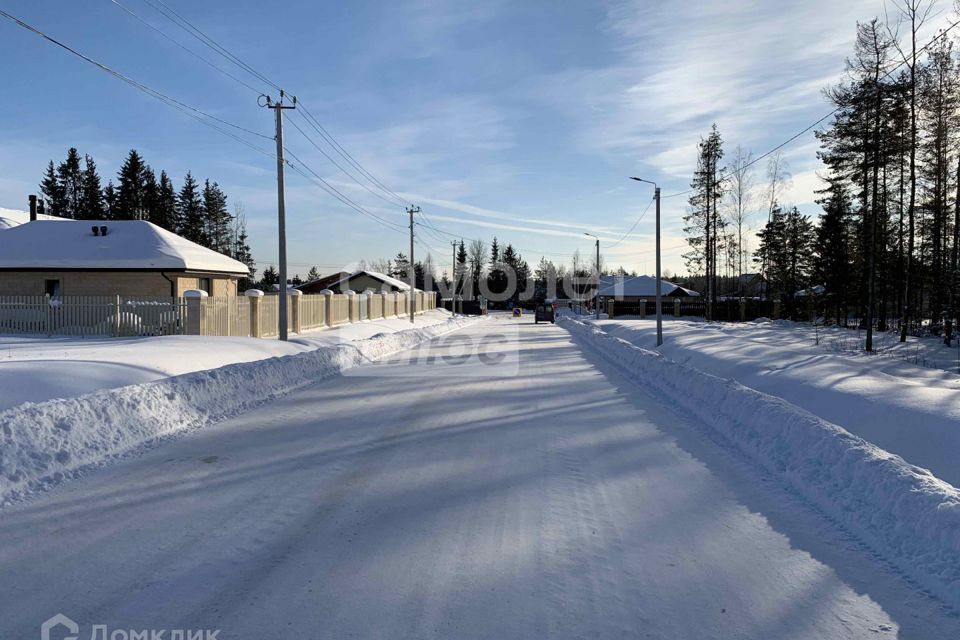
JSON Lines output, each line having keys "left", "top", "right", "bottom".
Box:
{"left": 535, "top": 303, "right": 555, "bottom": 324}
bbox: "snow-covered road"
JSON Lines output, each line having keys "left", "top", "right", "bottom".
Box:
{"left": 0, "top": 316, "right": 954, "bottom": 639}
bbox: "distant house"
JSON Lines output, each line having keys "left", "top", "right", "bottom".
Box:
{"left": 324, "top": 270, "right": 417, "bottom": 294}
{"left": 0, "top": 219, "right": 249, "bottom": 297}
{"left": 297, "top": 271, "right": 349, "bottom": 294}
{"left": 598, "top": 275, "right": 700, "bottom": 300}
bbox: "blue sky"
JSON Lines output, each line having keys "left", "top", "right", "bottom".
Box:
{"left": 0, "top": 0, "right": 952, "bottom": 278}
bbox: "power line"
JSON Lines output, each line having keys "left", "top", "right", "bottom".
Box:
{"left": 661, "top": 17, "right": 960, "bottom": 201}
{"left": 286, "top": 113, "right": 408, "bottom": 208}
{"left": 109, "top": 0, "right": 265, "bottom": 94}
{"left": 282, "top": 148, "right": 407, "bottom": 233}
{"left": 138, "top": 0, "right": 282, "bottom": 92}
{"left": 604, "top": 196, "right": 655, "bottom": 248}
{"left": 0, "top": 8, "right": 274, "bottom": 154}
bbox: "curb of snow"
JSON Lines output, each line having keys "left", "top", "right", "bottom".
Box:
{"left": 559, "top": 315, "right": 960, "bottom": 611}
{"left": 0, "top": 315, "right": 478, "bottom": 507}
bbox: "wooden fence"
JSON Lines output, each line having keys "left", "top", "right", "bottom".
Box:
{"left": 0, "top": 295, "right": 186, "bottom": 337}
{"left": 0, "top": 290, "right": 439, "bottom": 338}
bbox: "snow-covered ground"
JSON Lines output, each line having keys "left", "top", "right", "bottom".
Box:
{"left": 0, "top": 310, "right": 459, "bottom": 410}
{"left": 561, "top": 315, "right": 960, "bottom": 612}
{"left": 0, "top": 311, "right": 476, "bottom": 505}
{"left": 593, "top": 316, "right": 960, "bottom": 488}
{"left": 1, "top": 316, "right": 956, "bottom": 638}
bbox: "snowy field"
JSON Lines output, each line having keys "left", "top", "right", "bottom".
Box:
{"left": 593, "top": 316, "right": 960, "bottom": 488}
{"left": 0, "top": 310, "right": 460, "bottom": 410}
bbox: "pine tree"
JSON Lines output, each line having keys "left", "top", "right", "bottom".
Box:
{"left": 115, "top": 149, "right": 150, "bottom": 220}
{"left": 57, "top": 148, "right": 83, "bottom": 218}
{"left": 79, "top": 155, "right": 105, "bottom": 220}
{"left": 307, "top": 266, "right": 321, "bottom": 282}
{"left": 815, "top": 178, "right": 855, "bottom": 325}
{"left": 40, "top": 160, "right": 66, "bottom": 217}
{"left": 259, "top": 265, "right": 279, "bottom": 290}
{"left": 756, "top": 206, "right": 815, "bottom": 318}
{"left": 392, "top": 253, "right": 410, "bottom": 280}
{"left": 177, "top": 172, "right": 206, "bottom": 244}
{"left": 103, "top": 180, "right": 117, "bottom": 219}
{"left": 684, "top": 124, "right": 725, "bottom": 318}
{"left": 202, "top": 180, "right": 232, "bottom": 253}
{"left": 152, "top": 171, "right": 177, "bottom": 231}
{"left": 455, "top": 241, "right": 468, "bottom": 296}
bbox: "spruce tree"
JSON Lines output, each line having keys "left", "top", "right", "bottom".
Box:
{"left": 115, "top": 149, "right": 149, "bottom": 220}
{"left": 202, "top": 180, "right": 232, "bottom": 253}
{"left": 40, "top": 160, "right": 66, "bottom": 217}
{"left": 177, "top": 172, "right": 206, "bottom": 244}
{"left": 79, "top": 155, "right": 105, "bottom": 219}
{"left": 57, "top": 148, "right": 83, "bottom": 218}
{"left": 152, "top": 171, "right": 177, "bottom": 231}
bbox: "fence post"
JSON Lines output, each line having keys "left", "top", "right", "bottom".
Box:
{"left": 674, "top": 298, "right": 681, "bottom": 317}
{"left": 245, "top": 289, "right": 263, "bottom": 338}
{"left": 740, "top": 298, "right": 746, "bottom": 322}
{"left": 184, "top": 289, "right": 207, "bottom": 335}
{"left": 380, "top": 292, "right": 389, "bottom": 319}
{"left": 289, "top": 289, "right": 302, "bottom": 334}
{"left": 638, "top": 299, "right": 646, "bottom": 319}
{"left": 773, "top": 300, "right": 782, "bottom": 320}
{"left": 114, "top": 294, "right": 121, "bottom": 337}
{"left": 320, "top": 289, "right": 335, "bottom": 326}
{"left": 346, "top": 290, "right": 357, "bottom": 323}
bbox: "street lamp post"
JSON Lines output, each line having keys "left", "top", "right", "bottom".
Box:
{"left": 584, "top": 233, "right": 600, "bottom": 320}
{"left": 629, "top": 177, "right": 663, "bottom": 347}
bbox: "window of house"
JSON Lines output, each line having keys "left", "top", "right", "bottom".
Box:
{"left": 199, "top": 277, "right": 213, "bottom": 295}
{"left": 44, "top": 279, "right": 61, "bottom": 298}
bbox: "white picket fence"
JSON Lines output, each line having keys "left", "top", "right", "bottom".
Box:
{"left": 0, "top": 290, "right": 438, "bottom": 338}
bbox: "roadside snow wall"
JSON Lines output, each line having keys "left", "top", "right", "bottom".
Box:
{"left": 0, "top": 316, "right": 476, "bottom": 506}
{"left": 560, "top": 315, "right": 960, "bottom": 610}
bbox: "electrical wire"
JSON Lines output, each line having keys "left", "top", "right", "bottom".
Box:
{"left": 109, "top": 0, "right": 265, "bottom": 94}
{"left": 604, "top": 196, "right": 655, "bottom": 248}
{"left": 0, "top": 8, "right": 274, "bottom": 152}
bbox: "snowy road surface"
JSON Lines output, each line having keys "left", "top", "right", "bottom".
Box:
{"left": 0, "top": 317, "right": 955, "bottom": 639}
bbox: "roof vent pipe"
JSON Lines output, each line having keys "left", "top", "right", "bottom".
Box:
{"left": 100, "top": 225, "right": 108, "bottom": 236}
{"left": 91, "top": 226, "right": 100, "bottom": 236}
{"left": 28, "top": 195, "right": 37, "bottom": 222}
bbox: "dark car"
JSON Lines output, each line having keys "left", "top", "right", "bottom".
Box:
{"left": 534, "top": 303, "right": 555, "bottom": 324}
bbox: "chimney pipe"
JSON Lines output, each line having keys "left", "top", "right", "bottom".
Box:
{"left": 92, "top": 226, "right": 100, "bottom": 236}
{"left": 28, "top": 195, "right": 37, "bottom": 222}
{"left": 100, "top": 225, "right": 108, "bottom": 236}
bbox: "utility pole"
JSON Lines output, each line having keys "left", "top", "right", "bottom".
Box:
{"left": 262, "top": 91, "right": 296, "bottom": 341}
{"left": 584, "top": 233, "right": 600, "bottom": 319}
{"left": 451, "top": 240, "right": 458, "bottom": 315}
{"left": 630, "top": 177, "right": 663, "bottom": 346}
{"left": 408, "top": 205, "right": 420, "bottom": 323}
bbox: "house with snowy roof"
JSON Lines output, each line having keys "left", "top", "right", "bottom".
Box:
{"left": 324, "top": 270, "right": 420, "bottom": 294}
{"left": 0, "top": 219, "right": 249, "bottom": 298}
{"left": 597, "top": 275, "right": 700, "bottom": 301}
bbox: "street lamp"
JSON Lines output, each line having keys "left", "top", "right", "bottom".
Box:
{"left": 584, "top": 232, "right": 600, "bottom": 320}
{"left": 629, "top": 177, "right": 663, "bottom": 347}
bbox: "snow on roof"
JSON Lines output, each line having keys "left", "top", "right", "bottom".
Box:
{"left": 0, "top": 208, "right": 66, "bottom": 229}
{"left": 598, "top": 275, "right": 700, "bottom": 297}
{"left": 334, "top": 269, "right": 415, "bottom": 292}
{"left": 0, "top": 219, "right": 249, "bottom": 274}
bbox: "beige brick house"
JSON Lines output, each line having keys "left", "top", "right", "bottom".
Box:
{"left": 0, "top": 219, "right": 249, "bottom": 297}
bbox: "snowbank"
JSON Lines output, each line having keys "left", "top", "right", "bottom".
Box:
{"left": 0, "top": 315, "right": 476, "bottom": 506}
{"left": 0, "top": 310, "right": 464, "bottom": 410}
{"left": 559, "top": 316, "right": 960, "bottom": 610}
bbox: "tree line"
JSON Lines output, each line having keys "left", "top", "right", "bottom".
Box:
{"left": 684, "top": 0, "right": 960, "bottom": 349}
{"left": 39, "top": 147, "right": 256, "bottom": 288}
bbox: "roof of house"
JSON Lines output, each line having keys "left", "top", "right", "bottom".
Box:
{"left": 598, "top": 275, "right": 700, "bottom": 298}
{"left": 0, "top": 208, "right": 66, "bottom": 230}
{"left": 333, "top": 269, "right": 414, "bottom": 292}
{"left": 297, "top": 271, "right": 349, "bottom": 292}
{"left": 0, "top": 219, "right": 249, "bottom": 274}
